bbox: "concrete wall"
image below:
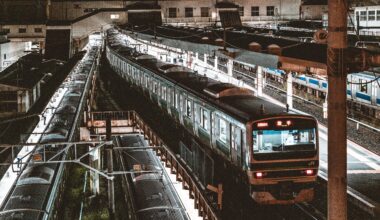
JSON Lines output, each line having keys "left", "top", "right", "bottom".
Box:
{"left": 0, "top": 41, "right": 28, "bottom": 71}
{"left": 50, "top": 0, "right": 124, "bottom": 20}
{"left": 49, "top": 0, "right": 302, "bottom": 24}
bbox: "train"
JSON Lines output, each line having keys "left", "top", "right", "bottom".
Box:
{"left": 114, "top": 134, "right": 190, "bottom": 220}
{"left": 262, "top": 67, "right": 380, "bottom": 120}
{"left": 106, "top": 29, "right": 319, "bottom": 205}
{"left": 0, "top": 40, "right": 100, "bottom": 219}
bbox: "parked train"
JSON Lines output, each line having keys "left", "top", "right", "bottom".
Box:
{"left": 114, "top": 134, "right": 190, "bottom": 220}
{"left": 0, "top": 42, "right": 100, "bottom": 219}
{"left": 263, "top": 68, "right": 380, "bottom": 119}
{"left": 106, "top": 29, "right": 319, "bottom": 204}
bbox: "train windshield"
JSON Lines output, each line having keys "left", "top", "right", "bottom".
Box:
{"left": 253, "top": 128, "right": 316, "bottom": 153}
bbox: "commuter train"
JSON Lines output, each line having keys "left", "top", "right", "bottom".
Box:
{"left": 0, "top": 42, "right": 100, "bottom": 219}
{"left": 263, "top": 68, "right": 380, "bottom": 119}
{"left": 106, "top": 29, "right": 319, "bottom": 204}
{"left": 114, "top": 134, "right": 190, "bottom": 220}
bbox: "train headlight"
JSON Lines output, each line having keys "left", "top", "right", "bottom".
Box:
{"left": 305, "top": 169, "right": 314, "bottom": 176}
{"left": 254, "top": 172, "right": 266, "bottom": 178}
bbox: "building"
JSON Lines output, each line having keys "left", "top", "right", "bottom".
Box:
{"left": 0, "top": 32, "right": 29, "bottom": 72}
{"left": 0, "top": 54, "right": 46, "bottom": 117}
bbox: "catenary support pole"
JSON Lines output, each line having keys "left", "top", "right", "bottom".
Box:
{"left": 327, "top": 0, "right": 348, "bottom": 219}
{"left": 256, "top": 66, "right": 263, "bottom": 97}
{"left": 106, "top": 117, "right": 115, "bottom": 219}
{"left": 286, "top": 72, "right": 293, "bottom": 109}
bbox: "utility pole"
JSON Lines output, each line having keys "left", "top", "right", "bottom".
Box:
{"left": 327, "top": 0, "right": 347, "bottom": 220}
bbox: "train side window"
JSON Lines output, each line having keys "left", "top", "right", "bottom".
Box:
{"left": 218, "top": 117, "right": 227, "bottom": 143}
{"left": 360, "top": 79, "right": 368, "bottom": 93}
{"left": 186, "top": 99, "right": 192, "bottom": 118}
{"left": 162, "top": 86, "right": 167, "bottom": 100}
{"left": 175, "top": 92, "right": 180, "bottom": 109}
{"left": 200, "top": 107, "right": 209, "bottom": 130}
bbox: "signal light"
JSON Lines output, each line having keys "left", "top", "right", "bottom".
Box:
{"left": 255, "top": 172, "right": 263, "bottom": 178}
{"left": 257, "top": 122, "right": 268, "bottom": 128}
{"left": 286, "top": 120, "right": 292, "bottom": 126}
{"left": 305, "top": 169, "right": 314, "bottom": 175}
{"left": 276, "top": 121, "right": 282, "bottom": 126}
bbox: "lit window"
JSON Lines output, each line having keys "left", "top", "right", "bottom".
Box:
{"left": 360, "top": 11, "right": 367, "bottom": 21}
{"left": 186, "top": 99, "right": 192, "bottom": 118}
{"left": 200, "top": 108, "right": 208, "bottom": 130}
{"left": 218, "top": 118, "right": 227, "bottom": 143}
{"left": 110, "top": 14, "right": 120, "bottom": 20}
{"left": 368, "top": 11, "right": 375, "bottom": 21}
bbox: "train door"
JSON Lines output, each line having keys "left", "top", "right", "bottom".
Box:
{"left": 231, "top": 125, "right": 242, "bottom": 166}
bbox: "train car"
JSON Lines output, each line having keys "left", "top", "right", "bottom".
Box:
{"left": 106, "top": 29, "right": 319, "bottom": 205}
{"left": 0, "top": 42, "right": 100, "bottom": 220}
{"left": 114, "top": 134, "right": 190, "bottom": 220}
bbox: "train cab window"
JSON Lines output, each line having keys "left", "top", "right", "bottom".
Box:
{"left": 200, "top": 108, "right": 209, "bottom": 130}
{"left": 359, "top": 79, "right": 368, "bottom": 93}
{"left": 218, "top": 118, "right": 228, "bottom": 143}
{"left": 186, "top": 99, "right": 192, "bottom": 118}
{"left": 253, "top": 129, "right": 316, "bottom": 153}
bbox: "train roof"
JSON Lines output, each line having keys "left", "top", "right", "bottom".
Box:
{"left": 117, "top": 135, "right": 189, "bottom": 220}
{"left": 107, "top": 36, "right": 307, "bottom": 122}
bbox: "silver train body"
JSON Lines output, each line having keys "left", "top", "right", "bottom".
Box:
{"left": 115, "top": 134, "right": 190, "bottom": 220}
{"left": 0, "top": 43, "right": 100, "bottom": 220}
{"left": 265, "top": 68, "right": 380, "bottom": 118}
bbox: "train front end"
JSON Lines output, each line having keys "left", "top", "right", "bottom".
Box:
{"left": 248, "top": 116, "right": 318, "bottom": 204}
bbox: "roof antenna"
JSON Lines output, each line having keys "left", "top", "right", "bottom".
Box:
{"left": 260, "top": 104, "right": 265, "bottom": 115}
{"left": 286, "top": 103, "right": 289, "bottom": 112}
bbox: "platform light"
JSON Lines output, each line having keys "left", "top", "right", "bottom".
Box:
{"left": 257, "top": 122, "right": 268, "bottom": 128}
{"left": 286, "top": 120, "right": 292, "bottom": 126}
{"left": 276, "top": 120, "right": 282, "bottom": 126}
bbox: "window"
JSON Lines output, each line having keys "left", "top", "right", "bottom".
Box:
{"left": 34, "top": 28, "right": 42, "bottom": 33}
{"left": 2, "top": 28, "right": 10, "bottom": 34}
{"left": 162, "top": 86, "right": 167, "bottom": 100}
{"left": 185, "top": 7, "right": 193, "bottom": 18}
{"left": 218, "top": 118, "right": 227, "bottom": 143}
{"left": 238, "top": 7, "right": 244, "bottom": 16}
{"left": 251, "top": 6, "right": 259, "bottom": 16}
{"left": 360, "top": 11, "right": 367, "bottom": 21}
{"left": 186, "top": 99, "right": 192, "bottom": 118}
{"left": 18, "top": 28, "right": 26, "bottom": 33}
{"left": 267, "top": 6, "right": 275, "bottom": 16}
{"left": 253, "top": 129, "right": 316, "bottom": 153}
{"left": 169, "top": 8, "right": 177, "bottom": 18}
{"left": 359, "top": 79, "right": 367, "bottom": 93}
{"left": 368, "top": 11, "right": 375, "bottom": 21}
{"left": 377, "top": 10, "right": 380, "bottom": 21}
{"left": 200, "top": 108, "right": 208, "bottom": 130}
{"left": 110, "top": 14, "right": 120, "bottom": 20}
{"left": 201, "top": 7, "right": 209, "bottom": 17}
{"left": 3, "top": 54, "right": 6, "bottom": 60}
